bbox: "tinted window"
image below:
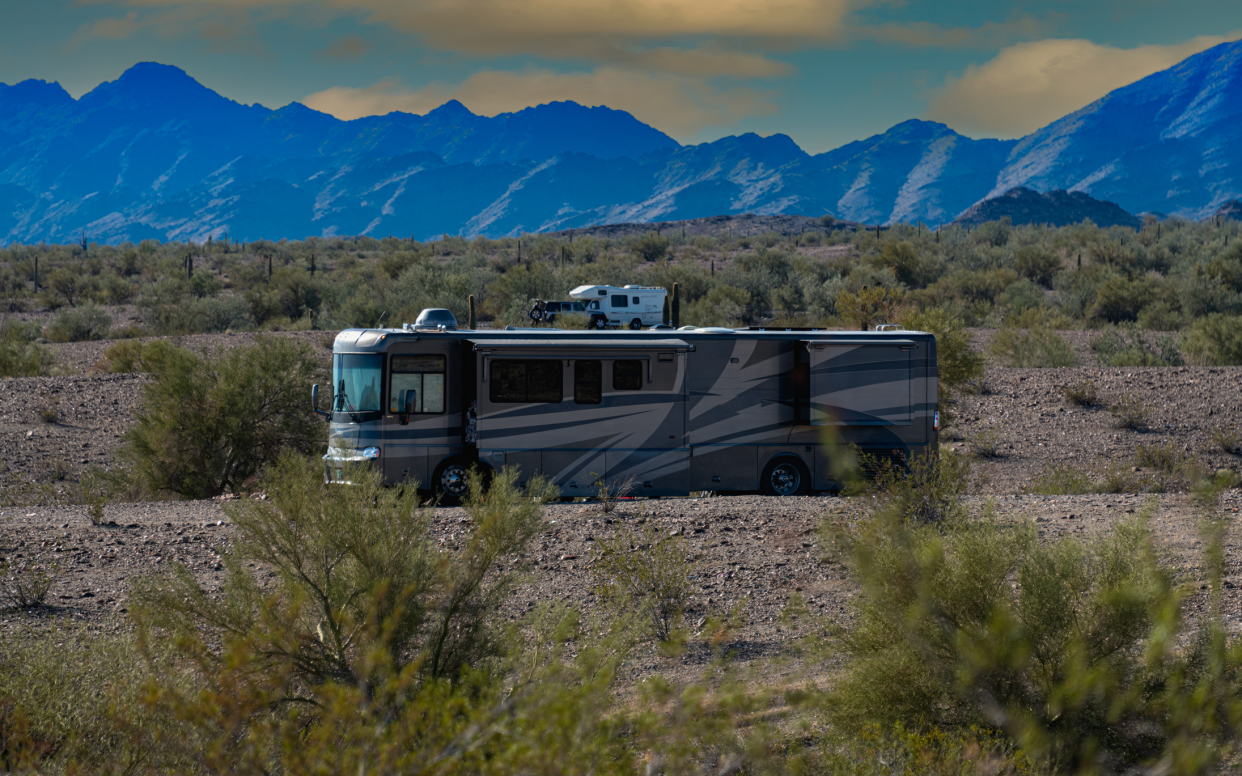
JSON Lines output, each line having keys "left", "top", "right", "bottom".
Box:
{"left": 490, "top": 360, "right": 563, "bottom": 403}
{"left": 575, "top": 360, "right": 601, "bottom": 404}
{"left": 332, "top": 354, "right": 382, "bottom": 413}
{"left": 389, "top": 355, "right": 446, "bottom": 414}
{"left": 611, "top": 295, "right": 628, "bottom": 308}
{"left": 613, "top": 360, "right": 643, "bottom": 391}
{"left": 632, "top": 296, "right": 639, "bottom": 304}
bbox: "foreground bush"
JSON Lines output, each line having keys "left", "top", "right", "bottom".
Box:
{"left": 118, "top": 337, "right": 325, "bottom": 498}
{"left": 825, "top": 503, "right": 1242, "bottom": 773}
{"left": 0, "top": 324, "right": 54, "bottom": 378}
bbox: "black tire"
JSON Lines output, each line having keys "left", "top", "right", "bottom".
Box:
{"left": 761, "top": 457, "right": 809, "bottom": 497}
{"left": 629, "top": 318, "right": 642, "bottom": 330}
{"left": 592, "top": 316, "right": 608, "bottom": 330}
{"left": 432, "top": 457, "right": 483, "bottom": 505}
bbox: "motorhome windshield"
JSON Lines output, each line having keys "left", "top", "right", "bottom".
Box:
{"left": 332, "top": 354, "right": 382, "bottom": 413}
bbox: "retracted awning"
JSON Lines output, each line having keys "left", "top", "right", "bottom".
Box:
{"left": 469, "top": 338, "right": 692, "bottom": 350}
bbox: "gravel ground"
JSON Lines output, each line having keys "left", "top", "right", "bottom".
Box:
{"left": 4, "top": 329, "right": 1242, "bottom": 687}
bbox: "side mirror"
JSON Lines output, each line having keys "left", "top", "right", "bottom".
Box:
{"left": 311, "top": 384, "right": 330, "bottom": 418}
{"left": 399, "top": 390, "right": 416, "bottom": 425}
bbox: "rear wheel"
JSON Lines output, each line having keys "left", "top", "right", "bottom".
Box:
{"left": 761, "top": 457, "right": 809, "bottom": 497}
{"left": 628, "top": 318, "right": 642, "bottom": 330}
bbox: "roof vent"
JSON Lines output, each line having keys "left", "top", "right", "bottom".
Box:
{"left": 874, "top": 324, "right": 905, "bottom": 332}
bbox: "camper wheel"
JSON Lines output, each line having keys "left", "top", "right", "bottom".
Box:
{"left": 629, "top": 318, "right": 642, "bottom": 330}
{"left": 433, "top": 457, "right": 486, "bottom": 505}
{"left": 761, "top": 457, "right": 809, "bottom": 497}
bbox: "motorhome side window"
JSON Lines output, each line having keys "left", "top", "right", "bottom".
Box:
{"left": 575, "top": 360, "right": 601, "bottom": 404}
{"left": 612, "top": 360, "right": 642, "bottom": 391}
{"left": 611, "top": 295, "right": 628, "bottom": 308}
{"left": 389, "top": 355, "right": 446, "bottom": 414}
{"left": 491, "top": 360, "right": 562, "bottom": 403}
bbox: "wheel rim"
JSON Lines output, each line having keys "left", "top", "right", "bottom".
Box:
{"left": 768, "top": 462, "right": 801, "bottom": 496}
{"left": 594, "top": 319, "right": 606, "bottom": 329}
{"left": 630, "top": 319, "right": 641, "bottom": 329}
{"left": 440, "top": 463, "right": 469, "bottom": 497}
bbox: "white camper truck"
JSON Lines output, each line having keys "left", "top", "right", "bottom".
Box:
{"left": 569, "top": 285, "right": 668, "bottom": 329}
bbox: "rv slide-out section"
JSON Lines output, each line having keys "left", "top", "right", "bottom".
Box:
{"left": 322, "top": 326, "right": 936, "bottom": 497}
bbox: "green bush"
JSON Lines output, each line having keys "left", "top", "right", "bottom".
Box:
{"left": 43, "top": 302, "right": 111, "bottom": 342}
{"left": 851, "top": 450, "right": 973, "bottom": 524}
{"left": 1091, "top": 274, "right": 1157, "bottom": 322}
{"left": 826, "top": 506, "right": 1242, "bottom": 773}
{"left": 0, "top": 337, "right": 54, "bottom": 378}
{"left": 1014, "top": 245, "right": 1060, "bottom": 287}
{"left": 989, "top": 327, "right": 1078, "bottom": 367}
{"left": 1094, "top": 322, "right": 1183, "bottom": 367}
{"left": 118, "top": 338, "right": 326, "bottom": 498}
{"left": 1181, "top": 313, "right": 1242, "bottom": 365}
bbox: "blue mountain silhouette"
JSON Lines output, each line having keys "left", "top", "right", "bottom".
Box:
{"left": 1, "top": 41, "right": 1240, "bottom": 244}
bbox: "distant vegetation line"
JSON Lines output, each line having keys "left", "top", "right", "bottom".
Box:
{"left": 4, "top": 215, "right": 1242, "bottom": 367}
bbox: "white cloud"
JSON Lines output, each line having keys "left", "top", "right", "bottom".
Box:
{"left": 927, "top": 35, "right": 1238, "bottom": 137}
{"left": 302, "top": 68, "right": 778, "bottom": 138}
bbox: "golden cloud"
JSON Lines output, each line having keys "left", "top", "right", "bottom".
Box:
{"left": 927, "top": 35, "right": 1238, "bottom": 137}
{"left": 76, "top": 0, "right": 857, "bottom": 73}
{"left": 302, "top": 68, "right": 778, "bottom": 138}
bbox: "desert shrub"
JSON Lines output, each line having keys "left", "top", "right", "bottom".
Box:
{"left": 135, "top": 457, "right": 554, "bottom": 688}
{"left": 0, "top": 626, "right": 194, "bottom": 773}
{"left": 855, "top": 450, "right": 973, "bottom": 524}
{"left": 631, "top": 232, "right": 670, "bottom": 262}
{"left": 1014, "top": 245, "right": 1060, "bottom": 287}
{"left": 1135, "top": 441, "right": 1189, "bottom": 473}
{"left": 118, "top": 338, "right": 325, "bottom": 498}
{"left": 1210, "top": 425, "right": 1240, "bottom": 455}
{"left": 1109, "top": 393, "right": 1150, "bottom": 430}
{"left": 1093, "top": 322, "right": 1183, "bottom": 367}
{"left": 1023, "top": 463, "right": 1094, "bottom": 495}
{"left": 43, "top": 302, "right": 111, "bottom": 342}
{"left": 837, "top": 285, "right": 904, "bottom": 331}
{"left": 1181, "top": 313, "right": 1242, "bottom": 366}
{"left": 966, "top": 426, "right": 1001, "bottom": 458}
{"left": 592, "top": 521, "right": 694, "bottom": 643}
{"left": 989, "top": 326, "right": 1078, "bottom": 367}
{"left": 1090, "top": 274, "right": 1158, "bottom": 322}
{"left": 1062, "top": 379, "right": 1098, "bottom": 406}
{"left": 874, "top": 241, "right": 939, "bottom": 288}
{"left": 1136, "top": 301, "right": 1184, "bottom": 331}
{"left": 825, "top": 507, "right": 1242, "bottom": 773}
{"left": 0, "top": 556, "right": 54, "bottom": 609}
{"left": 97, "top": 339, "right": 173, "bottom": 373}
{"left": 682, "top": 285, "right": 750, "bottom": 328}
{"left": 555, "top": 311, "right": 592, "bottom": 329}
{"left": 996, "top": 277, "right": 1046, "bottom": 315}
{"left": 807, "top": 723, "right": 1033, "bottom": 775}
{"left": 37, "top": 395, "right": 59, "bottom": 423}
{"left": 0, "top": 330, "right": 54, "bottom": 378}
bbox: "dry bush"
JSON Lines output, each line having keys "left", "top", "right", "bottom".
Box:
{"left": 1109, "top": 393, "right": 1150, "bottom": 430}
{"left": 1062, "top": 379, "right": 1098, "bottom": 406}
{"left": 966, "top": 426, "right": 1002, "bottom": 458}
{"left": 1210, "top": 425, "right": 1241, "bottom": 455}
{"left": 592, "top": 521, "right": 694, "bottom": 643}
{"left": 592, "top": 472, "right": 635, "bottom": 514}
{"left": 0, "top": 556, "right": 55, "bottom": 610}
{"left": 37, "top": 395, "right": 59, "bottom": 424}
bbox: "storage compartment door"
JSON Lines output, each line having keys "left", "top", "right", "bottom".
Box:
{"left": 605, "top": 449, "right": 689, "bottom": 496}
{"left": 807, "top": 343, "right": 913, "bottom": 426}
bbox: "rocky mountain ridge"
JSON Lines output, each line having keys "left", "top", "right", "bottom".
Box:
{"left": 2, "top": 39, "right": 1241, "bottom": 244}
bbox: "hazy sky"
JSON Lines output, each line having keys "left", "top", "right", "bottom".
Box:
{"left": 1, "top": 0, "right": 1239, "bottom": 153}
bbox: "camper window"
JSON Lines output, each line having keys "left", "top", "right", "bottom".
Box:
{"left": 332, "top": 354, "right": 382, "bottom": 413}
{"left": 491, "top": 359, "right": 563, "bottom": 403}
{"left": 389, "top": 355, "right": 446, "bottom": 414}
{"left": 613, "top": 360, "right": 643, "bottom": 391}
{"left": 575, "top": 360, "right": 602, "bottom": 404}
{"left": 611, "top": 295, "right": 628, "bottom": 308}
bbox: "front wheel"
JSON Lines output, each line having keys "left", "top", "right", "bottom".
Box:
{"left": 629, "top": 318, "right": 642, "bottom": 330}
{"left": 432, "top": 457, "right": 483, "bottom": 505}
{"left": 761, "top": 457, "right": 809, "bottom": 497}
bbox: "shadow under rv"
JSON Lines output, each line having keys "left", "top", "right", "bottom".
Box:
{"left": 314, "top": 318, "right": 937, "bottom": 501}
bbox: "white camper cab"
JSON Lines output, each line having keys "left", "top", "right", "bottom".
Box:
{"left": 570, "top": 285, "right": 668, "bottom": 329}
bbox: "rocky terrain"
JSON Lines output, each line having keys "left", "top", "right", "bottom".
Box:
{"left": 3, "top": 329, "right": 1242, "bottom": 685}
{"left": 952, "top": 187, "right": 1143, "bottom": 229}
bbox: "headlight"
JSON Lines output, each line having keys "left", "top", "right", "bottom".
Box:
{"left": 362, "top": 446, "right": 381, "bottom": 459}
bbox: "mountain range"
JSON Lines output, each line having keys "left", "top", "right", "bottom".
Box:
{"left": 1, "top": 39, "right": 1241, "bottom": 245}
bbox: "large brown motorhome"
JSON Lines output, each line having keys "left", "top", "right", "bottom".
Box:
{"left": 315, "top": 315, "right": 938, "bottom": 500}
